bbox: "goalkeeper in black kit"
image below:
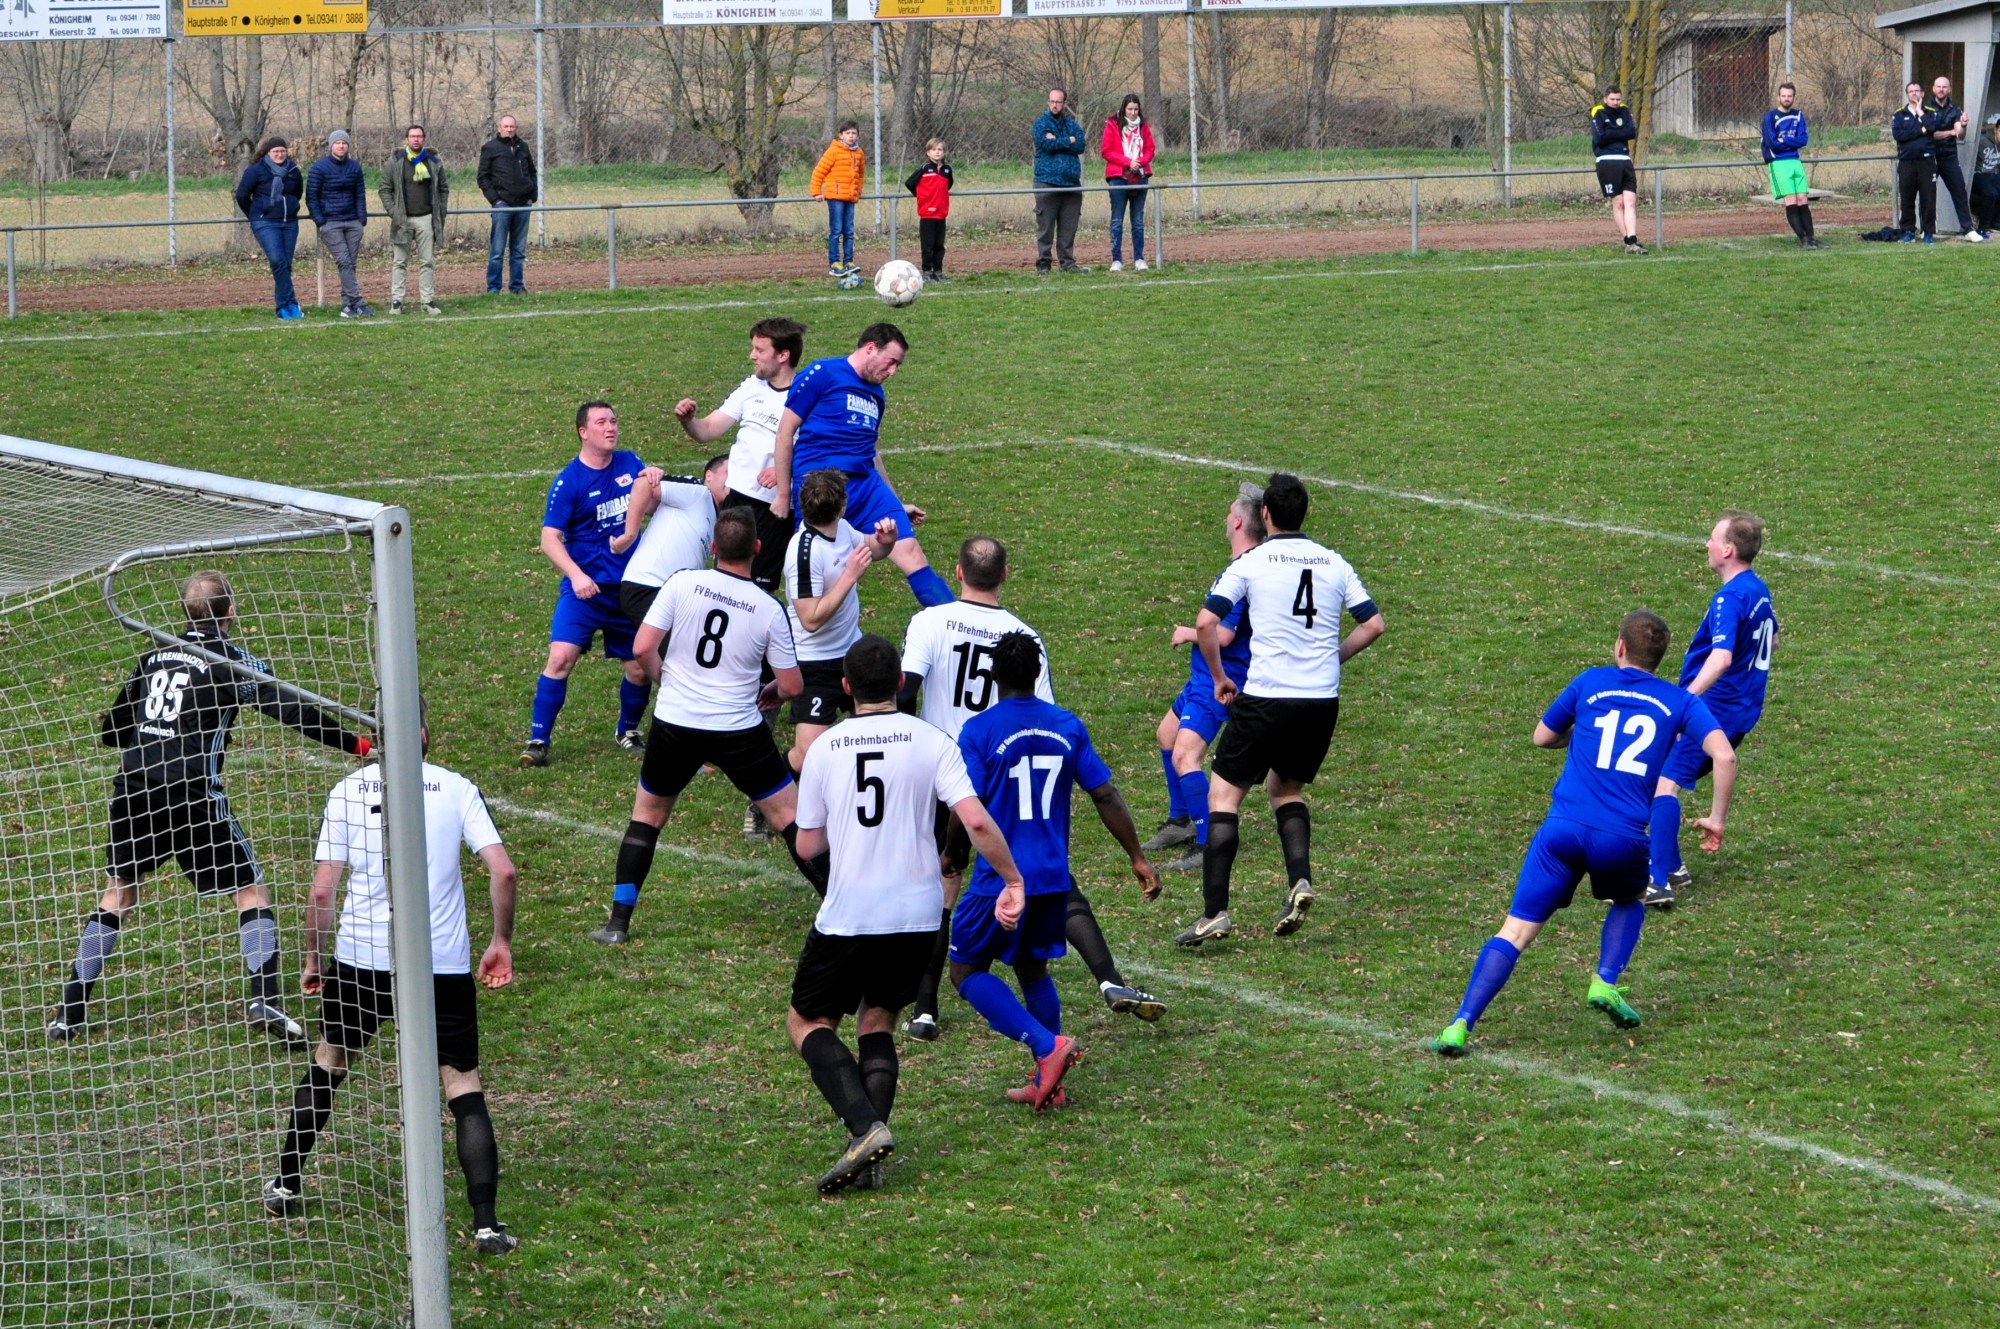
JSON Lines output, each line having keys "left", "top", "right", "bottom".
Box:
{"left": 49, "top": 571, "right": 371, "bottom": 1044}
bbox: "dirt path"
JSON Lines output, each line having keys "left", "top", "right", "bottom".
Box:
{"left": 9, "top": 203, "right": 1892, "bottom": 315}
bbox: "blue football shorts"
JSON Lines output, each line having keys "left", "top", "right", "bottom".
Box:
{"left": 791, "top": 468, "right": 914, "bottom": 542}
{"left": 949, "top": 889, "right": 1068, "bottom": 969}
{"left": 1172, "top": 676, "right": 1233, "bottom": 745}
{"left": 1507, "top": 817, "right": 1649, "bottom": 923}
{"left": 549, "top": 583, "right": 636, "bottom": 660}
{"left": 1658, "top": 726, "right": 1750, "bottom": 790}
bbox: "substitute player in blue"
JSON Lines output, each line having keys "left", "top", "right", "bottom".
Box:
{"left": 1432, "top": 611, "right": 1736, "bottom": 1057}
{"left": 768, "top": 323, "right": 955, "bottom": 608}
{"left": 520, "top": 401, "right": 658, "bottom": 768}
{"left": 950, "top": 632, "right": 1160, "bottom": 1110}
{"left": 1146, "top": 483, "right": 1264, "bottom": 874}
{"left": 1645, "top": 511, "right": 1776, "bottom": 910}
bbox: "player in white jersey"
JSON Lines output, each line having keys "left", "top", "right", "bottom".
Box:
{"left": 674, "top": 316, "right": 805, "bottom": 596}
{"left": 1176, "top": 473, "right": 1386, "bottom": 948}
{"left": 265, "top": 715, "right": 522, "bottom": 1256}
{"left": 613, "top": 453, "right": 729, "bottom": 630}
{"left": 587, "top": 508, "right": 828, "bottom": 946}
{"left": 898, "top": 535, "right": 1164, "bottom": 1039}
{"left": 787, "top": 635, "right": 1024, "bottom": 1194}
{"left": 783, "top": 469, "right": 898, "bottom": 775}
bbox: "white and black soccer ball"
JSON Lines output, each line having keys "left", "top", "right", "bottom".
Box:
{"left": 873, "top": 259, "right": 923, "bottom": 308}
{"left": 838, "top": 269, "right": 865, "bottom": 291}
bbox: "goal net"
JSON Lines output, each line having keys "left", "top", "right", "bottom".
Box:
{"left": 0, "top": 438, "right": 436, "bottom": 1329}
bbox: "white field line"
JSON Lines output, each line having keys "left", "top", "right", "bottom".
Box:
{"left": 1126, "top": 963, "right": 2000, "bottom": 1216}
{"left": 477, "top": 789, "right": 802, "bottom": 887}
{"left": 0, "top": 252, "right": 1696, "bottom": 349}
{"left": 0, "top": 1177, "right": 349, "bottom": 1329}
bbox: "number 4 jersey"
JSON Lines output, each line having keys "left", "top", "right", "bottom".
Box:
{"left": 1204, "top": 533, "right": 1376, "bottom": 700}
{"left": 1543, "top": 665, "right": 1720, "bottom": 839}
{"left": 642, "top": 567, "right": 796, "bottom": 731}
{"left": 901, "top": 601, "right": 1053, "bottom": 739}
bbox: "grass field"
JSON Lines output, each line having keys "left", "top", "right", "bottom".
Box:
{"left": 1, "top": 237, "right": 1997, "bottom": 1327}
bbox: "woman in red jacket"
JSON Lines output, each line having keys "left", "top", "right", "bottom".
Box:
{"left": 1102, "top": 94, "right": 1156, "bottom": 272}
{"left": 904, "top": 138, "right": 954, "bottom": 281}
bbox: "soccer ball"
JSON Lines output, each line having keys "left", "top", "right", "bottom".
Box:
{"left": 838, "top": 270, "right": 864, "bottom": 291}
{"left": 873, "top": 260, "right": 923, "bottom": 308}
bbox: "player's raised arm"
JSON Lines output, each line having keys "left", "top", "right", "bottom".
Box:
{"left": 243, "top": 661, "right": 371, "bottom": 756}
{"left": 610, "top": 472, "right": 660, "bottom": 557}
{"left": 1087, "top": 781, "right": 1161, "bottom": 900}
{"left": 675, "top": 397, "right": 737, "bottom": 445}
{"left": 476, "top": 843, "right": 518, "bottom": 988}
{"left": 1193, "top": 606, "right": 1234, "bottom": 703}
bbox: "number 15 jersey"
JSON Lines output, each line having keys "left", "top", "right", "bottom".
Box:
{"left": 901, "top": 600, "right": 1053, "bottom": 740}
{"left": 642, "top": 567, "right": 796, "bottom": 731}
{"left": 1205, "top": 533, "right": 1375, "bottom": 700}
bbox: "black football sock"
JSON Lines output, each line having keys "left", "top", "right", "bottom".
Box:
{"left": 779, "top": 822, "right": 829, "bottom": 897}
{"left": 238, "top": 907, "right": 281, "bottom": 1003}
{"left": 1201, "top": 813, "right": 1240, "bottom": 918}
{"left": 1275, "top": 802, "right": 1313, "bottom": 887}
{"left": 61, "top": 910, "right": 121, "bottom": 1026}
{"left": 799, "top": 1028, "right": 877, "bottom": 1136}
{"left": 1063, "top": 886, "right": 1125, "bottom": 988}
{"left": 278, "top": 1064, "right": 345, "bottom": 1190}
{"left": 911, "top": 908, "right": 952, "bottom": 1019}
{"left": 1800, "top": 203, "right": 1816, "bottom": 239}
{"left": 449, "top": 1091, "right": 501, "bottom": 1231}
{"left": 610, "top": 820, "right": 661, "bottom": 928}
{"left": 856, "top": 1031, "right": 899, "bottom": 1123}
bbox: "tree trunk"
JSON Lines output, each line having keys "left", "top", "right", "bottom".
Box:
{"left": 823, "top": 23, "right": 838, "bottom": 139}
{"left": 1206, "top": 12, "right": 1232, "bottom": 152}
{"left": 1463, "top": 7, "right": 1505, "bottom": 169}
{"left": 1140, "top": 15, "right": 1163, "bottom": 145}
{"left": 888, "top": 23, "right": 927, "bottom": 170}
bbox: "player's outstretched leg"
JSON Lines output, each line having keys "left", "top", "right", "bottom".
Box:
{"left": 1432, "top": 933, "right": 1524, "bottom": 1057}
{"left": 885, "top": 537, "right": 954, "bottom": 608}
{"left": 450, "top": 1090, "right": 519, "bottom": 1253}
{"left": 52, "top": 905, "right": 123, "bottom": 1039}
{"left": 1065, "top": 887, "right": 1164, "bottom": 1021}
{"left": 1646, "top": 790, "right": 1686, "bottom": 908}
{"left": 956, "top": 961, "right": 1076, "bottom": 1112}
{"left": 1586, "top": 901, "right": 1645, "bottom": 1030}
{"left": 1174, "top": 811, "right": 1238, "bottom": 947}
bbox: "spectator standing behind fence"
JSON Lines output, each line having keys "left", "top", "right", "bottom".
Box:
{"left": 235, "top": 138, "right": 305, "bottom": 321}
{"left": 1101, "top": 93, "right": 1155, "bottom": 273}
{"left": 1892, "top": 82, "right": 1938, "bottom": 243}
{"left": 1970, "top": 116, "right": 2000, "bottom": 240}
{"left": 1924, "top": 76, "right": 1980, "bottom": 240}
{"left": 811, "top": 121, "right": 865, "bottom": 280}
{"left": 1590, "top": 89, "right": 1644, "bottom": 255}
{"left": 1761, "top": 85, "right": 1820, "bottom": 251}
{"left": 381, "top": 125, "right": 449, "bottom": 315}
{"left": 306, "top": 131, "right": 373, "bottom": 318}
{"left": 1033, "top": 88, "right": 1089, "bottom": 275}
{"left": 904, "top": 140, "right": 953, "bottom": 283}
{"left": 478, "top": 116, "right": 539, "bottom": 294}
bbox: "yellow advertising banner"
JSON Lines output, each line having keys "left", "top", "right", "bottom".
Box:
{"left": 182, "top": 0, "right": 368, "bottom": 37}
{"left": 847, "top": 0, "right": 1008, "bottom": 20}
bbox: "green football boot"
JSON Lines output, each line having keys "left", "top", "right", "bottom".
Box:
{"left": 1587, "top": 977, "right": 1642, "bottom": 1030}
{"left": 1430, "top": 1018, "right": 1470, "bottom": 1057}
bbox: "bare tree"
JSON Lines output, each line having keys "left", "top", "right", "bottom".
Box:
{"left": 1141, "top": 15, "right": 1163, "bottom": 145}
{"left": 1299, "top": 8, "right": 1372, "bottom": 151}
{"left": 1461, "top": 5, "right": 1507, "bottom": 168}
{"left": 650, "top": 22, "right": 810, "bottom": 228}
{"left": 181, "top": 38, "right": 271, "bottom": 174}
{"left": 1798, "top": 0, "right": 1900, "bottom": 126}
{"left": 1, "top": 39, "right": 116, "bottom": 184}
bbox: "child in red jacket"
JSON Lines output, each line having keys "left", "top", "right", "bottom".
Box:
{"left": 904, "top": 139, "right": 954, "bottom": 282}
{"left": 1101, "top": 95, "right": 1156, "bottom": 272}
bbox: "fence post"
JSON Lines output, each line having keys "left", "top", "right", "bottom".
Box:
{"left": 534, "top": 0, "right": 546, "bottom": 247}
{"left": 606, "top": 208, "right": 618, "bottom": 291}
{"left": 1184, "top": 13, "right": 1200, "bottom": 218}
{"left": 1410, "top": 177, "right": 1420, "bottom": 255}
{"left": 163, "top": 37, "right": 177, "bottom": 267}
{"left": 316, "top": 247, "right": 325, "bottom": 308}
{"left": 871, "top": 23, "right": 883, "bottom": 235}
{"left": 888, "top": 191, "right": 897, "bottom": 264}
{"left": 1501, "top": 3, "right": 1513, "bottom": 208}
{"left": 1153, "top": 182, "right": 1165, "bottom": 268}
{"left": 1653, "top": 168, "right": 1664, "bottom": 250}
{"left": 6, "top": 232, "right": 14, "bottom": 319}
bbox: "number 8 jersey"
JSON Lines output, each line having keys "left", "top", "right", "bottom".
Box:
{"left": 900, "top": 601, "right": 1052, "bottom": 739}
{"left": 1543, "top": 665, "right": 1720, "bottom": 839}
{"left": 1204, "top": 533, "right": 1375, "bottom": 700}
{"left": 642, "top": 567, "right": 796, "bottom": 731}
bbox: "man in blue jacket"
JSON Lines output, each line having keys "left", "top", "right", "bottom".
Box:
{"left": 1031, "top": 88, "right": 1089, "bottom": 276}
{"left": 234, "top": 137, "right": 305, "bottom": 319}
{"left": 306, "top": 131, "right": 373, "bottom": 317}
{"left": 1892, "top": 81, "right": 1938, "bottom": 241}
{"left": 1762, "top": 84, "right": 1820, "bottom": 249}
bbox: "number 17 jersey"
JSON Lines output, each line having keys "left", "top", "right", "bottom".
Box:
{"left": 901, "top": 600, "right": 1053, "bottom": 740}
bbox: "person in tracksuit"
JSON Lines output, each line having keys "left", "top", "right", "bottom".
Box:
{"left": 1970, "top": 115, "right": 2000, "bottom": 239}
{"left": 1924, "top": 76, "right": 1980, "bottom": 240}
{"left": 1892, "top": 82, "right": 1939, "bottom": 242}
{"left": 1591, "top": 89, "right": 1644, "bottom": 255}
{"left": 235, "top": 138, "right": 306, "bottom": 319}
{"left": 904, "top": 140, "right": 953, "bottom": 283}
{"left": 1762, "top": 84, "right": 1819, "bottom": 249}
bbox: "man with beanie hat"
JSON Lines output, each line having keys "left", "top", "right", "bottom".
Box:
{"left": 306, "top": 130, "right": 372, "bottom": 316}
{"left": 380, "top": 124, "right": 449, "bottom": 315}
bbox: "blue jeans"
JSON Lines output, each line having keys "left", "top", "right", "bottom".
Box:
{"left": 487, "top": 207, "right": 530, "bottom": 291}
{"left": 1109, "top": 181, "right": 1146, "bottom": 261}
{"left": 250, "top": 217, "right": 298, "bottom": 311}
{"left": 825, "top": 199, "right": 855, "bottom": 267}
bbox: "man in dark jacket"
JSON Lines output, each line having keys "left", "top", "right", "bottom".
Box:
{"left": 1590, "top": 88, "right": 1644, "bottom": 254}
{"left": 306, "top": 130, "right": 373, "bottom": 317}
{"left": 1032, "top": 88, "right": 1089, "bottom": 275}
{"left": 235, "top": 137, "right": 306, "bottom": 318}
{"left": 380, "top": 124, "right": 449, "bottom": 315}
{"left": 477, "top": 115, "right": 538, "bottom": 294}
{"left": 1924, "top": 75, "right": 1980, "bottom": 239}
{"left": 1892, "top": 82, "right": 1938, "bottom": 241}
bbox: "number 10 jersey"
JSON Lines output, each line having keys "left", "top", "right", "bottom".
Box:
{"left": 900, "top": 600, "right": 1053, "bottom": 740}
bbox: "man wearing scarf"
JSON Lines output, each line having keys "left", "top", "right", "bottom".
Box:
{"left": 380, "top": 124, "right": 451, "bottom": 315}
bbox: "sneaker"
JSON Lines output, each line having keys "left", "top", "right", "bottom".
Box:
{"left": 356, "top": 301, "right": 375, "bottom": 317}
{"left": 829, "top": 265, "right": 845, "bottom": 277}
{"left": 1966, "top": 230, "right": 1985, "bottom": 242}
{"left": 473, "top": 1225, "right": 520, "bottom": 1255}
{"left": 1586, "top": 977, "right": 1642, "bottom": 1030}
{"left": 246, "top": 999, "right": 306, "bottom": 1045}
{"left": 1173, "top": 912, "right": 1231, "bottom": 948}
{"left": 276, "top": 305, "right": 301, "bottom": 321}
{"left": 1162, "top": 847, "right": 1203, "bottom": 873}
{"left": 587, "top": 922, "right": 629, "bottom": 947}
{"left": 519, "top": 739, "right": 549, "bottom": 768}
{"left": 1109, "top": 259, "right": 1123, "bottom": 273}
{"left": 1141, "top": 817, "right": 1194, "bottom": 852}
{"left": 742, "top": 803, "right": 773, "bottom": 842}
{"left": 1430, "top": 1018, "right": 1470, "bottom": 1058}
{"left": 1004, "top": 1075, "right": 1069, "bottom": 1109}
{"left": 1802, "top": 239, "right": 1825, "bottom": 250}
{"left": 1035, "top": 264, "right": 1052, "bottom": 276}
{"left": 903, "top": 1013, "right": 940, "bottom": 1042}
{"left": 1922, "top": 234, "right": 1937, "bottom": 245}
{"left": 1272, "top": 879, "right": 1315, "bottom": 937}
{"left": 262, "top": 1178, "right": 301, "bottom": 1216}
{"left": 1133, "top": 258, "right": 1148, "bottom": 271}
{"left": 817, "top": 1121, "right": 894, "bottom": 1194}
{"left": 1060, "top": 263, "right": 1092, "bottom": 274}
{"left": 928, "top": 273, "right": 949, "bottom": 283}
{"left": 1624, "top": 241, "right": 1647, "bottom": 255}
{"left": 1101, "top": 984, "right": 1166, "bottom": 1022}
{"left": 1668, "top": 865, "right": 1693, "bottom": 893}
{"left": 390, "top": 300, "right": 405, "bottom": 314}
{"left": 1898, "top": 231, "right": 1916, "bottom": 243}
{"left": 46, "top": 1017, "right": 77, "bottom": 1042}
{"left": 1642, "top": 881, "right": 1676, "bottom": 910}
{"left": 615, "top": 728, "right": 645, "bottom": 753}
{"left": 1030, "top": 1035, "right": 1079, "bottom": 1111}
{"left": 852, "top": 1162, "right": 887, "bottom": 1191}
{"left": 422, "top": 302, "right": 443, "bottom": 316}
{"left": 339, "top": 304, "right": 358, "bottom": 319}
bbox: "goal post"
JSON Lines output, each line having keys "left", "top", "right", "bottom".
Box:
{"left": 0, "top": 435, "right": 448, "bottom": 1329}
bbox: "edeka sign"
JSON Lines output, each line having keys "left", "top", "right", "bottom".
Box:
{"left": 666, "top": 0, "right": 833, "bottom": 20}
{"left": 846, "top": 0, "right": 1008, "bottom": 21}
{"left": 183, "top": 0, "right": 367, "bottom": 36}
{"left": 0, "top": 0, "right": 165, "bottom": 42}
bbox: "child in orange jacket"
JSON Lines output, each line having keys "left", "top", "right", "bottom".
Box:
{"left": 810, "top": 120, "right": 865, "bottom": 277}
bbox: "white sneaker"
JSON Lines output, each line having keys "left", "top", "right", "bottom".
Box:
{"left": 1109, "top": 260, "right": 1123, "bottom": 272}
{"left": 1966, "top": 230, "right": 1987, "bottom": 242}
{"left": 1134, "top": 258, "right": 1148, "bottom": 271}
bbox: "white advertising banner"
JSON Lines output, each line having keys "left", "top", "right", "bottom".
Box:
{"left": 667, "top": 0, "right": 833, "bottom": 21}
{"left": 1026, "top": 0, "right": 1183, "bottom": 14}
{"left": 0, "top": 0, "right": 166, "bottom": 41}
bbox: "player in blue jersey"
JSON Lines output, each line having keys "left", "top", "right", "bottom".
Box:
{"left": 1431, "top": 611, "right": 1736, "bottom": 1057}
{"left": 1645, "top": 511, "right": 1776, "bottom": 910}
{"left": 768, "top": 323, "right": 956, "bottom": 609}
{"left": 520, "top": 402, "right": 659, "bottom": 768}
{"left": 949, "top": 632, "right": 1160, "bottom": 1110}
{"left": 1146, "top": 483, "right": 1264, "bottom": 874}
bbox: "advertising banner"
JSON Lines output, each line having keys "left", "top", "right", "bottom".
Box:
{"left": 0, "top": 0, "right": 165, "bottom": 41}
{"left": 666, "top": 0, "right": 834, "bottom": 24}
{"left": 182, "top": 0, "right": 368, "bottom": 36}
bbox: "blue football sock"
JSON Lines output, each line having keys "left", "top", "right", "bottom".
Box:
{"left": 906, "top": 564, "right": 955, "bottom": 608}
{"left": 1178, "top": 769, "right": 1211, "bottom": 845}
{"left": 1454, "top": 936, "right": 1521, "bottom": 1029}
{"left": 618, "top": 678, "right": 649, "bottom": 734}
{"left": 529, "top": 674, "right": 568, "bottom": 744}
{"left": 1597, "top": 902, "right": 1645, "bottom": 984}
{"left": 957, "top": 971, "right": 1054, "bottom": 1058}
{"left": 1648, "top": 793, "right": 1685, "bottom": 883}
{"left": 1161, "top": 750, "right": 1186, "bottom": 819}
{"left": 1019, "top": 972, "right": 1060, "bottom": 1037}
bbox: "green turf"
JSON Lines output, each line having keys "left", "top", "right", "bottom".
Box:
{"left": 1, "top": 237, "right": 1997, "bottom": 1327}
